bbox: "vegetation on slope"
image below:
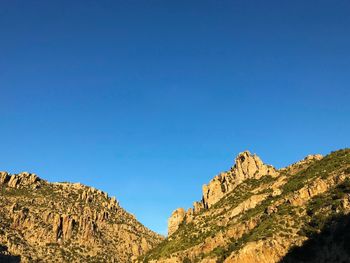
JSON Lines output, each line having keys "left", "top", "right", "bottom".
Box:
{"left": 142, "top": 148, "right": 350, "bottom": 262}
{"left": 0, "top": 175, "right": 163, "bottom": 263}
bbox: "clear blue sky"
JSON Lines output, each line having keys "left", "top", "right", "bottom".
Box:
{"left": 0, "top": 0, "right": 349, "bottom": 235}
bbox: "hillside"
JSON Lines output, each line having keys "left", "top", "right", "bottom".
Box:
{"left": 0, "top": 172, "right": 163, "bottom": 263}
{"left": 141, "top": 149, "right": 350, "bottom": 263}
{"left": 1, "top": 149, "right": 349, "bottom": 263}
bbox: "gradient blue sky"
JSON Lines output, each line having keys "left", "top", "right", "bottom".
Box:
{"left": 0, "top": 0, "right": 349, "bottom": 235}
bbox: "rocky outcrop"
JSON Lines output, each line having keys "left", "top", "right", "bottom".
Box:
{"left": 193, "top": 201, "right": 204, "bottom": 213}
{"left": 202, "top": 174, "right": 226, "bottom": 209}
{"left": 166, "top": 151, "right": 278, "bottom": 237}
{"left": 201, "top": 151, "right": 278, "bottom": 209}
{"left": 234, "top": 151, "right": 278, "bottom": 182}
{"left": 168, "top": 208, "right": 186, "bottom": 236}
{"left": 0, "top": 172, "right": 43, "bottom": 189}
{"left": 50, "top": 213, "right": 77, "bottom": 242}
{"left": 223, "top": 238, "right": 294, "bottom": 263}
{"left": 229, "top": 193, "right": 269, "bottom": 218}
{"left": 288, "top": 174, "right": 342, "bottom": 206}
{"left": 145, "top": 149, "right": 350, "bottom": 263}
{"left": 0, "top": 172, "right": 163, "bottom": 262}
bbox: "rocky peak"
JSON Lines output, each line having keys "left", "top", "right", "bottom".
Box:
{"left": 0, "top": 171, "right": 44, "bottom": 189}
{"left": 168, "top": 208, "right": 186, "bottom": 236}
{"left": 146, "top": 149, "right": 350, "bottom": 263}
{"left": 201, "top": 151, "right": 278, "bottom": 209}
{"left": 233, "top": 151, "right": 277, "bottom": 183}
{"left": 167, "top": 151, "right": 278, "bottom": 236}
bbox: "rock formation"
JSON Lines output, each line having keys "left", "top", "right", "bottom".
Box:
{"left": 142, "top": 148, "right": 350, "bottom": 263}
{"left": 2, "top": 148, "right": 350, "bottom": 263}
{"left": 168, "top": 208, "right": 186, "bottom": 236}
{"left": 0, "top": 171, "right": 42, "bottom": 189}
{"left": 0, "top": 172, "right": 163, "bottom": 262}
{"left": 201, "top": 151, "right": 278, "bottom": 209}
{"left": 167, "top": 151, "right": 278, "bottom": 236}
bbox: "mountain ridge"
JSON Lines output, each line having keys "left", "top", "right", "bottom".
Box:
{"left": 1, "top": 148, "right": 350, "bottom": 263}
{"left": 141, "top": 148, "right": 350, "bottom": 263}
{"left": 0, "top": 171, "right": 163, "bottom": 262}
{"left": 167, "top": 151, "right": 319, "bottom": 238}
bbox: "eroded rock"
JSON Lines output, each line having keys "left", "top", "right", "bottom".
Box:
{"left": 202, "top": 151, "right": 278, "bottom": 209}
{"left": 168, "top": 208, "right": 186, "bottom": 236}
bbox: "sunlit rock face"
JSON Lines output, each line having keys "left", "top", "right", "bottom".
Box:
{"left": 144, "top": 149, "right": 350, "bottom": 263}
{"left": 202, "top": 151, "right": 278, "bottom": 209}
{"left": 168, "top": 208, "right": 186, "bottom": 236}
{"left": 167, "top": 151, "right": 279, "bottom": 237}
{"left": 0, "top": 172, "right": 163, "bottom": 262}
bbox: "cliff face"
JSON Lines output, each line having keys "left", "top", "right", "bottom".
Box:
{"left": 0, "top": 172, "right": 163, "bottom": 263}
{"left": 202, "top": 151, "right": 278, "bottom": 209}
{"left": 2, "top": 149, "right": 350, "bottom": 263}
{"left": 168, "top": 208, "right": 186, "bottom": 236}
{"left": 167, "top": 151, "right": 278, "bottom": 237}
{"left": 142, "top": 149, "right": 350, "bottom": 263}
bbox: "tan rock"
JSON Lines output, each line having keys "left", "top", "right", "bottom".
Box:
{"left": 193, "top": 201, "right": 204, "bottom": 214}
{"left": 223, "top": 239, "right": 290, "bottom": 263}
{"left": 202, "top": 174, "right": 227, "bottom": 208}
{"left": 185, "top": 208, "right": 194, "bottom": 223}
{"left": 168, "top": 208, "right": 186, "bottom": 236}
{"left": 0, "top": 171, "right": 163, "bottom": 263}
{"left": 202, "top": 151, "right": 278, "bottom": 208}
{"left": 62, "top": 214, "right": 75, "bottom": 239}
{"left": 0, "top": 171, "right": 10, "bottom": 184}
{"left": 230, "top": 194, "right": 268, "bottom": 218}
{"left": 289, "top": 177, "right": 330, "bottom": 206}
{"left": 1, "top": 172, "right": 43, "bottom": 189}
